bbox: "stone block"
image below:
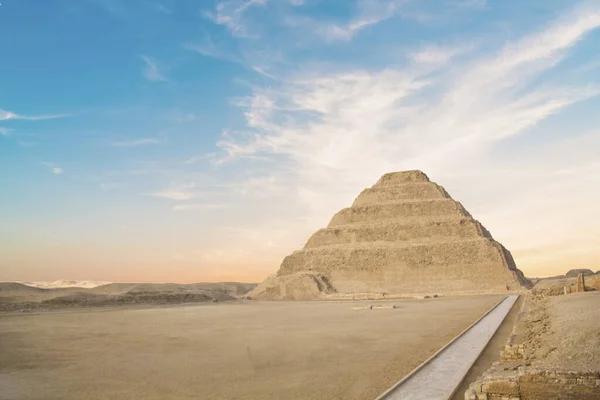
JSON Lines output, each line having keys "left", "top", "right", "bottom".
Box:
{"left": 465, "top": 388, "right": 478, "bottom": 400}
{"left": 482, "top": 379, "right": 519, "bottom": 396}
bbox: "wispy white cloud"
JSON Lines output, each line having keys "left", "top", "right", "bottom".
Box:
{"left": 42, "top": 162, "right": 64, "bottom": 175}
{"left": 148, "top": 2, "right": 172, "bottom": 14}
{"left": 185, "top": 153, "right": 218, "bottom": 164}
{"left": 410, "top": 42, "right": 475, "bottom": 64}
{"left": 174, "top": 113, "right": 196, "bottom": 123}
{"left": 173, "top": 203, "right": 228, "bottom": 211}
{"left": 111, "top": 137, "right": 164, "bottom": 147}
{"left": 222, "top": 5, "right": 600, "bottom": 162}
{"left": 204, "top": 0, "right": 269, "bottom": 38}
{"left": 145, "top": 191, "right": 194, "bottom": 200}
{"left": 0, "top": 109, "right": 69, "bottom": 121}
{"left": 284, "top": 0, "right": 398, "bottom": 41}
{"left": 184, "top": 40, "right": 242, "bottom": 63}
{"left": 451, "top": 0, "right": 487, "bottom": 9}
{"left": 185, "top": 38, "right": 277, "bottom": 78}
{"left": 141, "top": 55, "right": 168, "bottom": 82}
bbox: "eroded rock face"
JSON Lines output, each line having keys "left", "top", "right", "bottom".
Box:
{"left": 248, "top": 273, "right": 335, "bottom": 300}
{"left": 249, "top": 170, "right": 531, "bottom": 300}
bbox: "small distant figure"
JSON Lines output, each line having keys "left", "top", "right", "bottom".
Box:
{"left": 506, "top": 282, "right": 510, "bottom": 291}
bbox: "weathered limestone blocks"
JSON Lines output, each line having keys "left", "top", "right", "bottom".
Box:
{"left": 466, "top": 366, "right": 600, "bottom": 400}
{"left": 305, "top": 217, "right": 489, "bottom": 248}
{"left": 501, "top": 344, "right": 526, "bottom": 361}
{"left": 352, "top": 182, "right": 449, "bottom": 206}
{"left": 327, "top": 199, "right": 469, "bottom": 227}
{"left": 277, "top": 239, "right": 525, "bottom": 293}
{"left": 249, "top": 170, "right": 531, "bottom": 300}
{"left": 374, "top": 170, "right": 430, "bottom": 185}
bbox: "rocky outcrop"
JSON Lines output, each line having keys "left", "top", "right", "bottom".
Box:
{"left": 249, "top": 170, "right": 531, "bottom": 300}
{"left": 248, "top": 272, "right": 335, "bottom": 300}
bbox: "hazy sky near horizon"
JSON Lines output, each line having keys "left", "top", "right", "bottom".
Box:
{"left": 1, "top": 0, "right": 600, "bottom": 283}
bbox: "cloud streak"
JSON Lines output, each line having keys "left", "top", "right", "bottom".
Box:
{"left": 0, "top": 109, "right": 70, "bottom": 121}
{"left": 184, "top": 40, "right": 242, "bottom": 64}
{"left": 110, "top": 137, "right": 164, "bottom": 147}
{"left": 42, "top": 162, "right": 64, "bottom": 175}
{"left": 451, "top": 0, "right": 487, "bottom": 9}
{"left": 282, "top": 0, "right": 399, "bottom": 41}
{"left": 145, "top": 191, "right": 194, "bottom": 200}
{"left": 141, "top": 55, "right": 168, "bottom": 82}
{"left": 204, "top": 0, "right": 269, "bottom": 38}
{"left": 185, "top": 39, "right": 277, "bottom": 79}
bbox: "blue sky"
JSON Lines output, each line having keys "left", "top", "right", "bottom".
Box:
{"left": 1, "top": 0, "right": 600, "bottom": 282}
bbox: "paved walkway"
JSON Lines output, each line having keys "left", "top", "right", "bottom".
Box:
{"left": 377, "top": 295, "right": 518, "bottom": 400}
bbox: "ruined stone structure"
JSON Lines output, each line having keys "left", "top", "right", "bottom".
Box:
{"left": 466, "top": 292, "right": 600, "bottom": 400}
{"left": 466, "top": 366, "right": 600, "bottom": 400}
{"left": 577, "top": 273, "right": 587, "bottom": 293}
{"left": 250, "top": 170, "right": 531, "bottom": 300}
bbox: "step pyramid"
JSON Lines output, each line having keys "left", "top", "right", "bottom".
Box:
{"left": 250, "top": 170, "right": 531, "bottom": 300}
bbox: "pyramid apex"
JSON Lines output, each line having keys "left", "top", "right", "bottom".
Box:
{"left": 375, "top": 170, "right": 430, "bottom": 186}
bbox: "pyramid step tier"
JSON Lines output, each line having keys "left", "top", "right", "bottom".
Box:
{"left": 328, "top": 199, "right": 471, "bottom": 227}
{"left": 352, "top": 182, "right": 450, "bottom": 206}
{"left": 281, "top": 239, "right": 515, "bottom": 274}
{"left": 374, "top": 170, "right": 431, "bottom": 186}
{"left": 278, "top": 239, "right": 526, "bottom": 293}
{"left": 306, "top": 217, "right": 491, "bottom": 248}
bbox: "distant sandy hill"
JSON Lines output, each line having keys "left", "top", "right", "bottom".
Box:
{"left": 0, "top": 282, "right": 46, "bottom": 294}
{"left": 0, "top": 281, "right": 257, "bottom": 312}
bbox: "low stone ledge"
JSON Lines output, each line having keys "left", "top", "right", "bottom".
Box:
{"left": 466, "top": 366, "right": 600, "bottom": 400}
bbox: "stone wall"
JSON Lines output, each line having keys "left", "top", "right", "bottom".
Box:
{"left": 500, "top": 344, "right": 526, "bottom": 361}
{"left": 466, "top": 293, "right": 600, "bottom": 400}
{"left": 466, "top": 365, "right": 600, "bottom": 400}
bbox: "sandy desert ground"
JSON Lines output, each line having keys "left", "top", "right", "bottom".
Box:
{"left": 0, "top": 295, "right": 503, "bottom": 400}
